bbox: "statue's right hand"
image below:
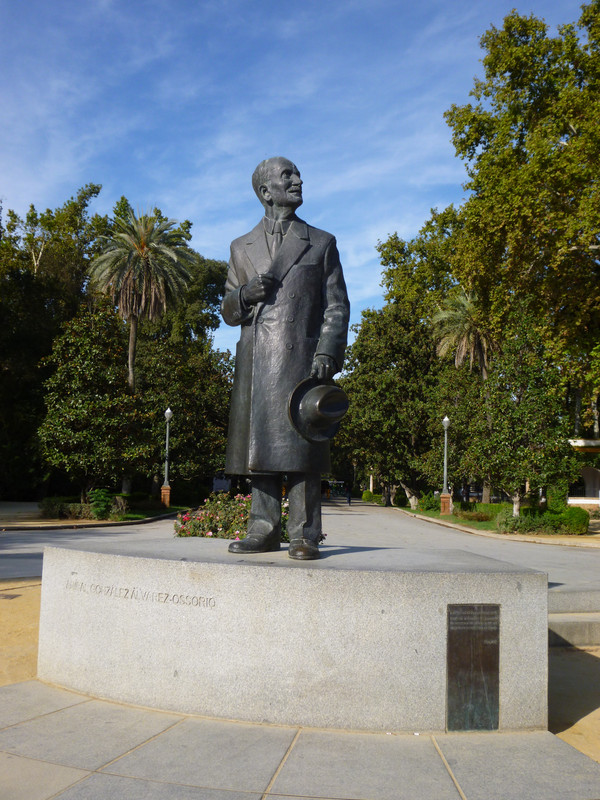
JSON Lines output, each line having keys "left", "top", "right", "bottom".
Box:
{"left": 242, "top": 274, "right": 277, "bottom": 305}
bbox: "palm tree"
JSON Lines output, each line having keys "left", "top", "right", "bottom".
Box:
{"left": 432, "top": 289, "right": 495, "bottom": 381}
{"left": 90, "top": 208, "right": 193, "bottom": 393}
{"left": 432, "top": 288, "right": 496, "bottom": 502}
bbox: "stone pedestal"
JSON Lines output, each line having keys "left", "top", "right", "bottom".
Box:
{"left": 160, "top": 485, "right": 171, "bottom": 507}
{"left": 440, "top": 493, "right": 452, "bottom": 515}
{"left": 38, "top": 539, "right": 547, "bottom": 732}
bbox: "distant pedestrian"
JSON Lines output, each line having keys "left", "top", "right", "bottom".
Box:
{"left": 346, "top": 484, "right": 352, "bottom": 506}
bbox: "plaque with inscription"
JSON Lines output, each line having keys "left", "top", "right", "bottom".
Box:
{"left": 447, "top": 604, "right": 499, "bottom": 731}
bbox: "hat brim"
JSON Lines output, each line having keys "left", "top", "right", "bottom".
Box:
{"left": 288, "top": 377, "right": 349, "bottom": 443}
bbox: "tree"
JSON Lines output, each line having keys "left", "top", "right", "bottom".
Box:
{"left": 431, "top": 287, "right": 498, "bottom": 500}
{"left": 432, "top": 289, "right": 495, "bottom": 381}
{"left": 38, "top": 302, "right": 136, "bottom": 497}
{"left": 445, "top": 4, "right": 600, "bottom": 358}
{"left": 134, "top": 334, "right": 233, "bottom": 500}
{"left": 337, "top": 302, "right": 440, "bottom": 507}
{"left": 463, "top": 313, "right": 579, "bottom": 515}
{"left": 0, "top": 186, "right": 110, "bottom": 498}
{"left": 90, "top": 207, "right": 194, "bottom": 392}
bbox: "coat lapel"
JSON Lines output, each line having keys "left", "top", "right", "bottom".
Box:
{"left": 244, "top": 223, "right": 271, "bottom": 278}
{"left": 268, "top": 219, "right": 310, "bottom": 283}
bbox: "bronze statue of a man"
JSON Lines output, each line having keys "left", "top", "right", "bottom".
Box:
{"left": 221, "top": 157, "right": 350, "bottom": 560}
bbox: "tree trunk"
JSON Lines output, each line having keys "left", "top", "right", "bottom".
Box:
{"left": 400, "top": 481, "right": 419, "bottom": 510}
{"left": 128, "top": 314, "right": 138, "bottom": 393}
{"left": 482, "top": 479, "right": 491, "bottom": 504}
{"left": 593, "top": 395, "right": 599, "bottom": 438}
{"left": 512, "top": 490, "right": 521, "bottom": 517}
{"left": 121, "top": 476, "right": 132, "bottom": 494}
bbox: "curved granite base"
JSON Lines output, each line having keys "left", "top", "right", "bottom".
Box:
{"left": 37, "top": 539, "right": 548, "bottom": 732}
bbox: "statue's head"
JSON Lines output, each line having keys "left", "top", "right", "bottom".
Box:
{"left": 252, "top": 157, "right": 303, "bottom": 212}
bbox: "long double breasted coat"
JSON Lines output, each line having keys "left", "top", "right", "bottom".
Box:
{"left": 221, "top": 217, "right": 350, "bottom": 475}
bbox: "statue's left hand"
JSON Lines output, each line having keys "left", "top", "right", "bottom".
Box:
{"left": 311, "top": 355, "right": 338, "bottom": 381}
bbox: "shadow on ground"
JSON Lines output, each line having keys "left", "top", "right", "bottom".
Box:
{"left": 549, "top": 646, "right": 600, "bottom": 733}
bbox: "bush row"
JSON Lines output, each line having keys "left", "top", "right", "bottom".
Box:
{"left": 496, "top": 506, "right": 589, "bottom": 535}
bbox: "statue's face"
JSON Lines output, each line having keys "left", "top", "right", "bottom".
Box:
{"left": 261, "top": 159, "right": 303, "bottom": 210}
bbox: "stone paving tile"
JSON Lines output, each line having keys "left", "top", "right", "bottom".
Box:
{"left": 0, "top": 751, "right": 89, "bottom": 800}
{"left": 54, "top": 772, "right": 262, "bottom": 799}
{"left": 436, "top": 731, "right": 600, "bottom": 800}
{"left": 270, "top": 730, "right": 461, "bottom": 800}
{"left": 103, "top": 717, "right": 298, "bottom": 793}
{"left": 0, "top": 681, "right": 87, "bottom": 728}
{"left": 0, "top": 699, "right": 182, "bottom": 770}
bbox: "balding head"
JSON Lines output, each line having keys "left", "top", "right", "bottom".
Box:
{"left": 252, "top": 157, "right": 302, "bottom": 212}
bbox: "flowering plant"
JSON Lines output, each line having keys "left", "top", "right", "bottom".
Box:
{"left": 175, "top": 492, "right": 289, "bottom": 541}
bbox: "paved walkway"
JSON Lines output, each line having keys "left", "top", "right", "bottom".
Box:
{"left": 3, "top": 502, "right": 600, "bottom": 798}
{"left": 3, "top": 680, "right": 600, "bottom": 800}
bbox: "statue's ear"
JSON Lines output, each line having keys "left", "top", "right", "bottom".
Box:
{"left": 259, "top": 184, "right": 272, "bottom": 205}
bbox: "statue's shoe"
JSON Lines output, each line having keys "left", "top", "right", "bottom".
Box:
{"left": 228, "top": 535, "right": 280, "bottom": 554}
{"left": 288, "top": 538, "right": 320, "bottom": 560}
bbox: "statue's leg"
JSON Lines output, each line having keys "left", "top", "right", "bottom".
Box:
{"left": 287, "top": 472, "right": 321, "bottom": 560}
{"left": 228, "top": 474, "right": 282, "bottom": 553}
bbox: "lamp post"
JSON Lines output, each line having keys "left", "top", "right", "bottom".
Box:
{"left": 161, "top": 407, "right": 173, "bottom": 507}
{"left": 441, "top": 415, "right": 451, "bottom": 515}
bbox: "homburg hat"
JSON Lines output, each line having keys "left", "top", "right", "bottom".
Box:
{"left": 288, "top": 377, "right": 349, "bottom": 443}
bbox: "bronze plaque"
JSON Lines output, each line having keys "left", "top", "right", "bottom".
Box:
{"left": 447, "top": 604, "right": 499, "bottom": 731}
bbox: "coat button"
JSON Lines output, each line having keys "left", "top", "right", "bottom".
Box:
{"left": 288, "top": 291, "right": 296, "bottom": 298}
{"left": 287, "top": 315, "right": 294, "bottom": 323}
{"left": 257, "top": 318, "right": 264, "bottom": 324}
{"left": 286, "top": 343, "right": 293, "bottom": 349}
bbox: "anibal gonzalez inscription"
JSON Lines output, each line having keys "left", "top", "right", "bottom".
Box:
{"left": 65, "top": 578, "right": 216, "bottom": 608}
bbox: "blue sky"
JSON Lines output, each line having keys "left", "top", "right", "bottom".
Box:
{"left": 0, "top": 0, "right": 582, "bottom": 352}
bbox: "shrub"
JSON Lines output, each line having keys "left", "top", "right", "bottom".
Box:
{"left": 497, "top": 505, "right": 589, "bottom": 535}
{"left": 556, "top": 506, "right": 590, "bottom": 535}
{"left": 417, "top": 491, "right": 441, "bottom": 512}
{"left": 174, "top": 492, "right": 290, "bottom": 542}
{"left": 39, "top": 497, "right": 91, "bottom": 519}
{"left": 547, "top": 482, "right": 569, "bottom": 513}
{"left": 362, "top": 490, "right": 374, "bottom": 502}
{"left": 89, "top": 488, "right": 113, "bottom": 520}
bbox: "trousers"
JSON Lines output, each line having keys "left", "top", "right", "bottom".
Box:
{"left": 248, "top": 473, "right": 322, "bottom": 542}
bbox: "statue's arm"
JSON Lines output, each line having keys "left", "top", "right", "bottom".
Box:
{"left": 315, "top": 237, "right": 350, "bottom": 374}
{"left": 220, "top": 250, "right": 254, "bottom": 327}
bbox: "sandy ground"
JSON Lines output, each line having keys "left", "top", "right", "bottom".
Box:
{"left": 1, "top": 578, "right": 600, "bottom": 763}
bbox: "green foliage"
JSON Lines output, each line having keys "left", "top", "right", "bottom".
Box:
{"left": 462, "top": 311, "right": 579, "bottom": 504}
{"left": 361, "top": 490, "right": 374, "bottom": 502}
{"left": 444, "top": 5, "right": 600, "bottom": 360}
{"left": 0, "top": 186, "right": 110, "bottom": 498}
{"left": 432, "top": 288, "right": 495, "bottom": 380}
{"left": 38, "top": 302, "right": 136, "bottom": 493}
{"left": 418, "top": 492, "right": 441, "bottom": 512}
{"left": 39, "top": 497, "right": 92, "bottom": 519}
{"left": 134, "top": 334, "right": 232, "bottom": 484}
{"left": 175, "top": 493, "right": 290, "bottom": 541}
{"left": 453, "top": 509, "right": 493, "bottom": 522}
{"left": 90, "top": 205, "right": 195, "bottom": 392}
{"left": 497, "top": 505, "right": 589, "bottom": 535}
{"left": 337, "top": 301, "right": 440, "bottom": 501}
{"left": 88, "top": 488, "right": 113, "bottom": 520}
{"left": 547, "top": 482, "right": 569, "bottom": 512}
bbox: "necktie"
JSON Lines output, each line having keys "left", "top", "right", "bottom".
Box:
{"left": 271, "top": 221, "right": 284, "bottom": 256}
